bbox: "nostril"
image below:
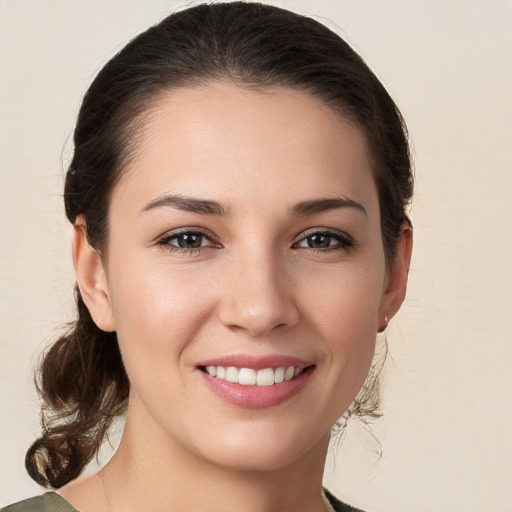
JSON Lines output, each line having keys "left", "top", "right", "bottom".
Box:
{"left": 216, "top": 277, "right": 300, "bottom": 336}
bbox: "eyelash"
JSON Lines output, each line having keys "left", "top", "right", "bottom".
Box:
{"left": 157, "top": 229, "right": 220, "bottom": 255}
{"left": 156, "top": 228, "right": 355, "bottom": 255}
{"left": 292, "top": 230, "right": 355, "bottom": 253}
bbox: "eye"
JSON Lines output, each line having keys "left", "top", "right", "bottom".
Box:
{"left": 157, "top": 229, "right": 219, "bottom": 252}
{"left": 294, "top": 230, "right": 354, "bottom": 251}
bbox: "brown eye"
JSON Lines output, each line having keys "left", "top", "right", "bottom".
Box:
{"left": 304, "top": 233, "right": 332, "bottom": 249}
{"left": 158, "top": 230, "right": 217, "bottom": 251}
{"left": 175, "top": 233, "right": 204, "bottom": 249}
{"left": 295, "top": 230, "right": 354, "bottom": 251}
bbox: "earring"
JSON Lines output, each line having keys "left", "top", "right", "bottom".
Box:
{"left": 378, "top": 316, "right": 389, "bottom": 333}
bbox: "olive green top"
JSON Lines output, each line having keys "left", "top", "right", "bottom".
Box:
{"left": 1, "top": 490, "right": 364, "bottom": 512}
{"left": 1, "top": 493, "right": 77, "bottom": 512}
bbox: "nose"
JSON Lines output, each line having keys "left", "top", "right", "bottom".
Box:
{"left": 217, "top": 250, "right": 299, "bottom": 337}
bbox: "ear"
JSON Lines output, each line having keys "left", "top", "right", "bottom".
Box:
{"left": 72, "top": 217, "right": 116, "bottom": 332}
{"left": 377, "top": 223, "right": 413, "bottom": 332}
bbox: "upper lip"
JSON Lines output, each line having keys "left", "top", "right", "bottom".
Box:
{"left": 197, "top": 354, "right": 314, "bottom": 370}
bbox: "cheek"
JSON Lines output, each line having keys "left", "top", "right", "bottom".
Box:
{"left": 300, "top": 258, "right": 384, "bottom": 391}
{"left": 303, "top": 258, "right": 384, "bottom": 337}
{"left": 106, "top": 257, "right": 217, "bottom": 379}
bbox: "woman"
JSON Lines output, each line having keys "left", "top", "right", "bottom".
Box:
{"left": 2, "top": 2, "right": 412, "bottom": 511}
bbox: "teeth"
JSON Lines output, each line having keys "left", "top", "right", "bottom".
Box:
{"left": 284, "top": 366, "right": 295, "bottom": 381}
{"left": 274, "top": 367, "right": 285, "bottom": 384}
{"left": 238, "top": 368, "right": 257, "bottom": 385}
{"left": 205, "top": 365, "right": 306, "bottom": 386}
{"left": 225, "top": 366, "right": 239, "bottom": 383}
{"left": 256, "top": 368, "right": 274, "bottom": 386}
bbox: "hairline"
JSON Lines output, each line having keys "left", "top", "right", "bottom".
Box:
{"left": 94, "top": 77, "right": 387, "bottom": 261}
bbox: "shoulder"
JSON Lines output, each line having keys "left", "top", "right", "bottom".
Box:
{"left": 324, "top": 488, "right": 366, "bottom": 512}
{"left": 1, "top": 493, "right": 79, "bottom": 512}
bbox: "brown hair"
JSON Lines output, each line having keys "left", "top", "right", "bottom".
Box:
{"left": 26, "top": 1, "right": 413, "bottom": 488}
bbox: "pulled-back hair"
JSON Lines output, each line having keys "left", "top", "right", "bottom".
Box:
{"left": 26, "top": 1, "right": 413, "bottom": 488}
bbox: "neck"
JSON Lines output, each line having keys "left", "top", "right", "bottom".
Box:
{"left": 101, "top": 409, "right": 331, "bottom": 512}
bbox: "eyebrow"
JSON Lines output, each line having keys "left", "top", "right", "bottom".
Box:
{"left": 290, "top": 197, "right": 367, "bottom": 216}
{"left": 139, "top": 194, "right": 366, "bottom": 217}
{"left": 139, "top": 194, "right": 230, "bottom": 216}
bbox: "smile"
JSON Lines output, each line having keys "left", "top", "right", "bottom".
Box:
{"left": 197, "top": 356, "right": 315, "bottom": 408}
{"left": 203, "top": 365, "right": 305, "bottom": 386}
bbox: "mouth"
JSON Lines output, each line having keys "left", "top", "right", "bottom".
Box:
{"left": 196, "top": 357, "right": 315, "bottom": 409}
{"left": 199, "top": 364, "right": 313, "bottom": 386}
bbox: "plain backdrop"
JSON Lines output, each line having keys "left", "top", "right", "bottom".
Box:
{"left": 1, "top": 1, "right": 511, "bottom": 510}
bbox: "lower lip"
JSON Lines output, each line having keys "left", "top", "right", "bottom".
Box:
{"left": 198, "top": 367, "right": 314, "bottom": 409}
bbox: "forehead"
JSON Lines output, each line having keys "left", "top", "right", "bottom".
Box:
{"left": 112, "top": 82, "right": 378, "bottom": 215}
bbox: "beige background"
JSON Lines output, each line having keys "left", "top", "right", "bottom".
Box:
{"left": 1, "top": 0, "right": 511, "bottom": 510}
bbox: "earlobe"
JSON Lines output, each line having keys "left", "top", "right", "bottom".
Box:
{"left": 72, "top": 218, "right": 116, "bottom": 332}
{"left": 378, "top": 223, "right": 413, "bottom": 330}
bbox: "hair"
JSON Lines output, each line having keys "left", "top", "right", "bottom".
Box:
{"left": 26, "top": 1, "right": 413, "bottom": 489}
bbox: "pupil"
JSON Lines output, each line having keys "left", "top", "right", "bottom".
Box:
{"left": 308, "top": 234, "right": 330, "bottom": 248}
{"left": 178, "top": 234, "right": 202, "bottom": 248}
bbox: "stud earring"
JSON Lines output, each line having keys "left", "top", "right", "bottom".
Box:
{"left": 378, "top": 316, "right": 389, "bottom": 333}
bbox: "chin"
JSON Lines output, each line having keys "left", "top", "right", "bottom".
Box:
{"left": 203, "top": 446, "right": 307, "bottom": 473}
{"left": 189, "top": 422, "right": 329, "bottom": 473}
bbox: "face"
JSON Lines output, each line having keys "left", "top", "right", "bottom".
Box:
{"left": 79, "top": 83, "right": 404, "bottom": 472}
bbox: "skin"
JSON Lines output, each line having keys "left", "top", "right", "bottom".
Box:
{"left": 63, "top": 83, "right": 412, "bottom": 512}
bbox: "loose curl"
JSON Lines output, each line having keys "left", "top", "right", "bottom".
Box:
{"left": 26, "top": 1, "right": 413, "bottom": 488}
